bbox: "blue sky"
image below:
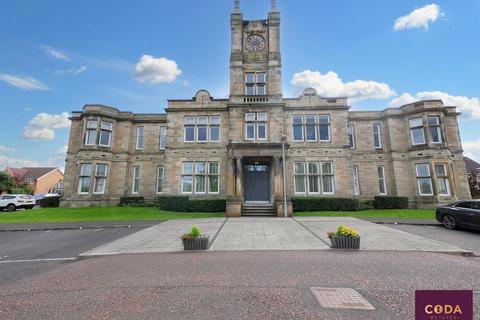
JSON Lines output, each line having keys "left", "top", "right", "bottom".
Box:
{"left": 1, "top": 0, "right": 479, "bottom": 169}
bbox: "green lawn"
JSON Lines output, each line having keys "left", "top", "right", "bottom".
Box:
{"left": 0, "top": 207, "right": 223, "bottom": 224}
{"left": 295, "top": 209, "right": 435, "bottom": 220}
{"left": 0, "top": 207, "right": 435, "bottom": 224}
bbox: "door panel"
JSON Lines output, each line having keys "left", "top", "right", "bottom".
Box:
{"left": 244, "top": 164, "right": 270, "bottom": 202}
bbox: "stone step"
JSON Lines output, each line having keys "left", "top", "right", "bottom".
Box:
{"left": 242, "top": 205, "right": 277, "bottom": 217}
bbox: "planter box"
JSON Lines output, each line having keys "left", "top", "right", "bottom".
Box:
{"left": 182, "top": 237, "right": 209, "bottom": 251}
{"left": 330, "top": 236, "right": 360, "bottom": 249}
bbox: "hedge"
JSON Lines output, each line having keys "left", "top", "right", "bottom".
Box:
{"left": 292, "top": 197, "right": 361, "bottom": 212}
{"left": 119, "top": 196, "right": 145, "bottom": 206}
{"left": 373, "top": 196, "right": 409, "bottom": 209}
{"left": 38, "top": 196, "right": 61, "bottom": 208}
{"left": 157, "top": 196, "right": 226, "bottom": 212}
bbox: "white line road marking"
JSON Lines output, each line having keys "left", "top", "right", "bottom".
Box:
{"left": 0, "top": 257, "right": 76, "bottom": 264}
{"left": 95, "top": 228, "right": 103, "bottom": 232}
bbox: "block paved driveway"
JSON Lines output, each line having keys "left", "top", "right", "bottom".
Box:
{"left": 81, "top": 217, "right": 469, "bottom": 256}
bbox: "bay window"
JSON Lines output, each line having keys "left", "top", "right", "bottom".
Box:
{"left": 427, "top": 117, "right": 442, "bottom": 143}
{"left": 435, "top": 164, "right": 450, "bottom": 196}
{"left": 78, "top": 164, "right": 92, "bottom": 194}
{"left": 93, "top": 164, "right": 108, "bottom": 194}
{"left": 416, "top": 164, "right": 433, "bottom": 196}
{"left": 99, "top": 122, "right": 112, "bottom": 147}
{"left": 84, "top": 121, "right": 97, "bottom": 145}
{"left": 409, "top": 118, "right": 425, "bottom": 145}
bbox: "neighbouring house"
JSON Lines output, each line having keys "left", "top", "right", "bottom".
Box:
{"left": 464, "top": 157, "right": 480, "bottom": 198}
{"left": 61, "top": 0, "right": 471, "bottom": 213}
{"left": 4, "top": 167, "right": 64, "bottom": 195}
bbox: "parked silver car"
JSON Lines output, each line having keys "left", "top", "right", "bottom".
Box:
{"left": 0, "top": 194, "right": 36, "bottom": 212}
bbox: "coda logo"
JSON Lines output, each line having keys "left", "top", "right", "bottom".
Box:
{"left": 415, "top": 290, "right": 473, "bottom": 320}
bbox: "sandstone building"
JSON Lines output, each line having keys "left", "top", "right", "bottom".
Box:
{"left": 61, "top": 1, "right": 471, "bottom": 215}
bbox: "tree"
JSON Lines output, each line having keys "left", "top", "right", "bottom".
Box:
{"left": 468, "top": 171, "right": 480, "bottom": 199}
{"left": 0, "top": 172, "right": 15, "bottom": 194}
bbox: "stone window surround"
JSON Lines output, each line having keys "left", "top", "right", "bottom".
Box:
{"left": 291, "top": 114, "right": 331, "bottom": 143}
{"left": 77, "top": 163, "right": 109, "bottom": 195}
{"left": 415, "top": 163, "right": 434, "bottom": 196}
{"left": 293, "top": 161, "right": 335, "bottom": 195}
{"left": 181, "top": 161, "right": 220, "bottom": 195}
{"left": 408, "top": 114, "right": 445, "bottom": 147}
{"left": 83, "top": 118, "right": 113, "bottom": 148}
{"left": 245, "top": 71, "right": 267, "bottom": 96}
{"left": 245, "top": 112, "right": 267, "bottom": 141}
{"left": 414, "top": 162, "right": 453, "bottom": 197}
{"left": 184, "top": 116, "right": 221, "bottom": 143}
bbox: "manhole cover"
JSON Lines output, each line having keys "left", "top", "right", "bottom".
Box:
{"left": 310, "top": 287, "right": 375, "bottom": 310}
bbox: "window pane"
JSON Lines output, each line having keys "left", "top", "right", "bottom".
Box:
{"left": 182, "top": 162, "right": 193, "bottom": 174}
{"left": 294, "top": 176, "right": 306, "bottom": 193}
{"left": 319, "top": 124, "right": 329, "bottom": 141}
{"left": 195, "top": 176, "right": 206, "bottom": 193}
{"left": 96, "top": 164, "right": 107, "bottom": 176}
{"left": 416, "top": 164, "right": 430, "bottom": 177}
{"left": 182, "top": 176, "right": 193, "bottom": 193}
{"left": 185, "top": 117, "right": 195, "bottom": 125}
{"left": 246, "top": 123, "right": 255, "bottom": 139}
{"left": 246, "top": 84, "right": 255, "bottom": 95}
{"left": 209, "top": 162, "right": 219, "bottom": 174}
{"left": 79, "top": 177, "right": 90, "bottom": 193}
{"left": 437, "top": 178, "right": 449, "bottom": 195}
{"left": 133, "top": 166, "right": 140, "bottom": 179}
{"left": 210, "top": 127, "right": 220, "bottom": 141}
{"left": 430, "top": 127, "right": 441, "bottom": 143}
{"left": 85, "top": 130, "right": 96, "bottom": 145}
{"left": 308, "top": 162, "right": 319, "bottom": 174}
{"left": 185, "top": 127, "right": 195, "bottom": 142}
{"left": 306, "top": 115, "right": 316, "bottom": 124}
{"left": 322, "top": 162, "right": 332, "bottom": 174}
{"left": 409, "top": 118, "right": 423, "bottom": 128}
{"left": 257, "top": 124, "right": 266, "bottom": 139}
{"left": 352, "top": 166, "right": 360, "bottom": 196}
{"left": 257, "top": 113, "right": 267, "bottom": 122}
{"left": 256, "top": 84, "right": 265, "bottom": 95}
{"left": 308, "top": 176, "right": 320, "bottom": 193}
{"left": 306, "top": 124, "right": 316, "bottom": 141}
{"left": 197, "top": 116, "right": 208, "bottom": 125}
{"left": 245, "top": 113, "right": 255, "bottom": 122}
{"left": 294, "top": 162, "right": 305, "bottom": 174}
{"left": 411, "top": 127, "right": 425, "bottom": 145}
{"left": 99, "top": 130, "right": 111, "bottom": 146}
{"left": 209, "top": 176, "right": 219, "bottom": 193}
{"left": 100, "top": 122, "right": 112, "bottom": 130}
{"left": 318, "top": 115, "right": 329, "bottom": 124}
{"left": 157, "top": 179, "right": 163, "bottom": 193}
{"left": 160, "top": 127, "right": 167, "bottom": 149}
{"left": 195, "top": 162, "right": 206, "bottom": 174}
{"left": 322, "top": 176, "right": 334, "bottom": 193}
{"left": 246, "top": 73, "right": 255, "bottom": 83}
{"left": 87, "top": 121, "right": 97, "bottom": 129}
{"left": 81, "top": 164, "right": 92, "bottom": 176}
{"left": 94, "top": 177, "right": 106, "bottom": 193}
{"left": 136, "top": 127, "right": 144, "bottom": 149}
{"left": 256, "top": 72, "right": 266, "bottom": 83}
{"left": 435, "top": 164, "right": 446, "bottom": 177}
{"left": 292, "top": 116, "right": 303, "bottom": 124}
{"left": 157, "top": 167, "right": 164, "bottom": 179}
{"left": 197, "top": 127, "right": 207, "bottom": 141}
{"left": 377, "top": 166, "right": 384, "bottom": 179}
{"left": 293, "top": 125, "right": 303, "bottom": 141}
{"left": 348, "top": 125, "right": 355, "bottom": 148}
{"left": 419, "top": 178, "right": 433, "bottom": 195}
{"left": 427, "top": 117, "right": 439, "bottom": 125}
{"left": 210, "top": 116, "right": 220, "bottom": 125}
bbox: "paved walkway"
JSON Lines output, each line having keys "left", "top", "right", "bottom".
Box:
{"left": 81, "top": 217, "right": 469, "bottom": 256}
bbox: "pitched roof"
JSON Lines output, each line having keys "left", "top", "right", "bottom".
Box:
{"left": 5, "top": 167, "right": 27, "bottom": 178}
{"left": 464, "top": 157, "right": 480, "bottom": 172}
{"left": 21, "top": 167, "right": 58, "bottom": 180}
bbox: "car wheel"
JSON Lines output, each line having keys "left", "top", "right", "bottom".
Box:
{"left": 6, "top": 204, "right": 16, "bottom": 212}
{"left": 442, "top": 214, "right": 457, "bottom": 230}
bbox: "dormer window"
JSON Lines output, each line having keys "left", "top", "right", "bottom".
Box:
{"left": 245, "top": 72, "right": 266, "bottom": 96}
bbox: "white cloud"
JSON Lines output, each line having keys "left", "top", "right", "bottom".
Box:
{"left": 0, "top": 145, "right": 16, "bottom": 153}
{"left": 394, "top": 3, "right": 443, "bottom": 31}
{"left": 56, "top": 144, "right": 68, "bottom": 154}
{"left": 388, "top": 91, "right": 480, "bottom": 119}
{"left": 134, "top": 55, "right": 182, "bottom": 84}
{"left": 41, "top": 45, "right": 70, "bottom": 61}
{"left": 0, "top": 73, "right": 49, "bottom": 91}
{"left": 55, "top": 66, "right": 88, "bottom": 76}
{"left": 22, "top": 112, "right": 71, "bottom": 141}
{"left": 463, "top": 140, "right": 480, "bottom": 162}
{"left": 291, "top": 70, "right": 396, "bottom": 101}
{"left": 0, "top": 155, "right": 38, "bottom": 169}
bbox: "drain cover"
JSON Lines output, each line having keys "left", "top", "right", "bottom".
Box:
{"left": 310, "top": 287, "right": 375, "bottom": 310}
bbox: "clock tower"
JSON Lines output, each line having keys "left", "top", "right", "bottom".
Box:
{"left": 230, "top": 0, "right": 282, "bottom": 102}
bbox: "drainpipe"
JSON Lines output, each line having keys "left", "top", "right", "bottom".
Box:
{"left": 281, "top": 135, "right": 287, "bottom": 218}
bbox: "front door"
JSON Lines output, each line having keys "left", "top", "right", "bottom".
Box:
{"left": 244, "top": 164, "right": 270, "bottom": 202}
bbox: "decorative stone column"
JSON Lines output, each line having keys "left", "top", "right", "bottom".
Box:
{"left": 226, "top": 156, "right": 243, "bottom": 217}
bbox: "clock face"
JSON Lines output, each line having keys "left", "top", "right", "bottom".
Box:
{"left": 245, "top": 34, "right": 265, "bottom": 52}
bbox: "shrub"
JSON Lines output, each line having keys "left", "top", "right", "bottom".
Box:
{"left": 292, "top": 197, "right": 360, "bottom": 212}
{"left": 38, "top": 196, "right": 60, "bottom": 208}
{"left": 327, "top": 225, "right": 360, "bottom": 238}
{"left": 157, "top": 196, "right": 226, "bottom": 212}
{"left": 181, "top": 225, "right": 203, "bottom": 240}
{"left": 119, "top": 196, "right": 144, "bottom": 207}
{"left": 11, "top": 188, "right": 29, "bottom": 194}
{"left": 373, "top": 196, "right": 409, "bottom": 209}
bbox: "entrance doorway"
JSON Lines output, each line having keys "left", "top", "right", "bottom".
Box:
{"left": 244, "top": 163, "right": 270, "bottom": 203}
